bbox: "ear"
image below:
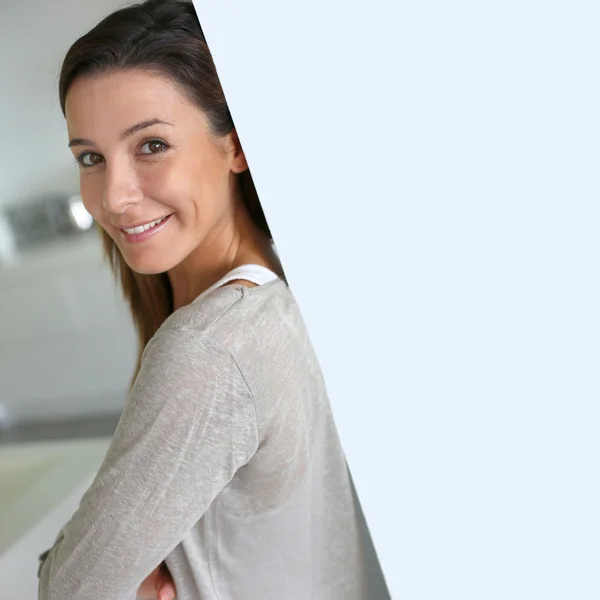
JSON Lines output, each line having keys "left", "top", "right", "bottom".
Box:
{"left": 228, "top": 128, "right": 249, "bottom": 174}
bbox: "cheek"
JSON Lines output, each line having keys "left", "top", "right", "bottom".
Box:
{"left": 139, "top": 163, "right": 194, "bottom": 209}
{"left": 139, "top": 164, "right": 172, "bottom": 191}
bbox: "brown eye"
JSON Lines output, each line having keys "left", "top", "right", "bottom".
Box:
{"left": 79, "top": 152, "right": 104, "bottom": 167}
{"left": 140, "top": 140, "right": 168, "bottom": 155}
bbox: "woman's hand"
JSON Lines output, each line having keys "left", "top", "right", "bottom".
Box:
{"left": 137, "top": 562, "right": 176, "bottom": 600}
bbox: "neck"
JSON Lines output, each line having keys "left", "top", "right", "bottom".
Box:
{"left": 168, "top": 206, "right": 282, "bottom": 311}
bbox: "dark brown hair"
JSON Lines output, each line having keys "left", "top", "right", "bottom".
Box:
{"left": 59, "top": 0, "right": 270, "bottom": 382}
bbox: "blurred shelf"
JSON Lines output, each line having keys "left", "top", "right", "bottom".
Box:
{"left": 0, "top": 413, "right": 120, "bottom": 446}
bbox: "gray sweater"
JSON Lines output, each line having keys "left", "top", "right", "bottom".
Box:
{"left": 38, "top": 278, "right": 369, "bottom": 599}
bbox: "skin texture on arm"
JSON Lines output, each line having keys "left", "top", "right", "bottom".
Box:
{"left": 38, "top": 328, "right": 258, "bottom": 600}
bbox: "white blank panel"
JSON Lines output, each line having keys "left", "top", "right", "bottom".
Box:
{"left": 0, "top": 237, "right": 136, "bottom": 421}
{"left": 193, "top": 2, "right": 600, "bottom": 598}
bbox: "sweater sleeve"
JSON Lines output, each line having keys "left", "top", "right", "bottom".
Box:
{"left": 38, "top": 329, "right": 258, "bottom": 600}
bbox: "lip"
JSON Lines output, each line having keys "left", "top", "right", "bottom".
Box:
{"left": 118, "top": 214, "right": 173, "bottom": 244}
{"left": 117, "top": 215, "right": 171, "bottom": 230}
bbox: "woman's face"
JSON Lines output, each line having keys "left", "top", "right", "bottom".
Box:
{"left": 65, "top": 69, "right": 247, "bottom": 274}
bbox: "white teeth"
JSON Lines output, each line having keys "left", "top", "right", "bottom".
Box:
{"left": 123, "top": 217, "right": 166, "bottom": 235}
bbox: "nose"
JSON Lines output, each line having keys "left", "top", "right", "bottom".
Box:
{"left": 102, "top": 161, "right": 143, "bottom": 215}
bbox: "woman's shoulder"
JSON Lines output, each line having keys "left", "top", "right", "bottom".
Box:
{"left": 156, "top": 278, "right": 300, "bottom": 347}
{"left": 141, "top": 278, "right": 315, "bottom": 408}
{"left": 143, "top": 278, "right": 326, "bottom": 431}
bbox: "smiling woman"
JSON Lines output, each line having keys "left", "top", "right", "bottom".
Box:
{"left": 64, "top": 69, "right": 262, "bottom": 292}
{"left": 36, "top": 1, "right": 371, "bottom": 600}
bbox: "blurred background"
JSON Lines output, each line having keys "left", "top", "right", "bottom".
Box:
{"left": 0, "top": 0, "right": 142, "bottom": 437}
{"left": 0, "top": 1, "right": 138, "bottom": 596}
{"left": 1, "top": 0, "right": 138, "bottom": 438}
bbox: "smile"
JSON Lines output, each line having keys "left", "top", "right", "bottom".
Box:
{"left": 119, "top": 214, "right": 173, "bottom": 242}
{"left": 121, "top": 215, "right": 170, "bottom": 234}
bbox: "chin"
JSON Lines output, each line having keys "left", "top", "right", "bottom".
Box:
{"left": 121, "top": 250, "right": 176, "bottom": 276}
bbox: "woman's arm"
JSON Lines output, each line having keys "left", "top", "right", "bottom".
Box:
{"left": 40, "top": 532, "right": 176, "bottom": 599}
{"left": 38, "top": 329, "right": 258, "bottom": 600}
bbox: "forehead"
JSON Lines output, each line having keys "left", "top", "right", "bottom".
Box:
{"left": 65, "top": 70, "right": 197, "bottom": 134}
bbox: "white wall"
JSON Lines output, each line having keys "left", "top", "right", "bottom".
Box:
{"left": 194, "top": 1, "right": 600, "bottom": 598}
{"left": 0, "top": 0, "right": 130, "bottom": 206}
{"left": 0, "top": 236, "right": 136, "bottom": 423}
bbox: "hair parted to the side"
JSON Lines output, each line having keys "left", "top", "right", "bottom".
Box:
{"left": 59, "top": 0, "right": 271, "bottom": 386}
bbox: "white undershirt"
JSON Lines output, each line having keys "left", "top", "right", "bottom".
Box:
{"left": 193, "top": 264, "right": 280, "bottom": 305}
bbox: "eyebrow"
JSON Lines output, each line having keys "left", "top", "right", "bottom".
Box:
{"left": 68, "top": 119, "right": 174, "bottom": 148}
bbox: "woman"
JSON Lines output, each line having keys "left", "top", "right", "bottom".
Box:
{"left": 37, "top": 1, "right": 370, "bottom": 598}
